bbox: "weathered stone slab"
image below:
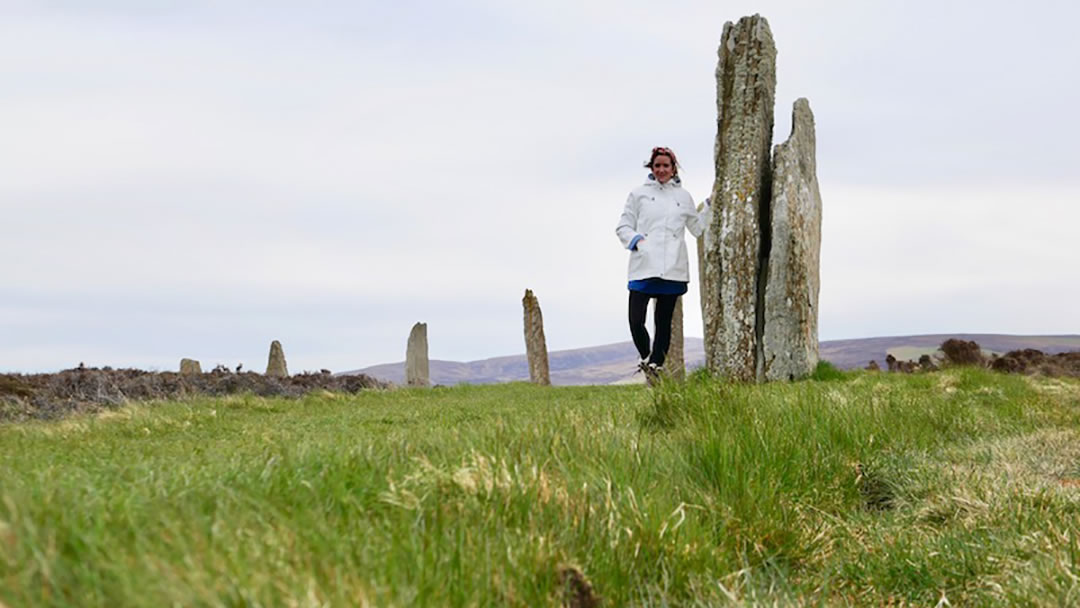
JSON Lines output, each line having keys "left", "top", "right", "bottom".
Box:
{"left": 761, "top": 98, "right": 821, "bottom": 381}
{"left": 179, "top": 358, "right": 201, "bottom": 375}
{"left": 265, "top": 340, "right": 288, "bottom": 378}
{"left": 704, "top": 14, "right": 776, "bottom": 382}
{"left": 405, "top": 322, "right": 429, "bottom": 387}
{"left": 696, "top": 202, "right": 716, "bottom": 370}
{"left": 522, "top": 289, "right": 551, "bottom": 386}
{"left": 663, "top": 297, "right": 686, "bottom": 381}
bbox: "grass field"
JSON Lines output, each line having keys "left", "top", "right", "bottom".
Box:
{"left": 2, "top": 366, "right": 1080, "bottom": 606}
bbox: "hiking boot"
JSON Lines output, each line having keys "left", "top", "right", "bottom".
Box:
{"left": 634, "top": 360, "right": 653, "bottom": 383}
{"left": 642, "top": 362, "right": 662, "bottom": 387}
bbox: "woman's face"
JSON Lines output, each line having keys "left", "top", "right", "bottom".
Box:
{"left": 651, "top": 155, "right": 674, "bottom": 183}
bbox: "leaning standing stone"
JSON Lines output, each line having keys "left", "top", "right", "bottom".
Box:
{"left": 405, "top": 322, "right": 430, "bottom": 387}
{"left": 663, "top": 297, "right": 686, "bottom": 381}
{"left": 704, "top": 14, "right": 777, "bottom": 382}
{"left": 179, "top": 358, "right": 202, "bottom": 375}
{"left": 761, "top": 98, "right": 822, "bottom": 381}
{"left": 522, "top": 289, "right": 551, "bottom": 386}
{"left": 265, "top": 340, "right": 289, "bottom": 378}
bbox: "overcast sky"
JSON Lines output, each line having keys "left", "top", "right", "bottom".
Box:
{"left": 2, "top": 0, "right": 1078, "bottom": 374}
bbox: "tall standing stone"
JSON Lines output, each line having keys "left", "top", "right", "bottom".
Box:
{"left": 405, "top": 322, "right": 430, "bottom": 387}
{"left": 179, "top": 358, "right": 201, "bottom": 375}
{"left": 521, "top": 289, "right": 551, "bottom": 385}
{"left": 704, "top": 14, "right": 776, "bottom": 382}
{"left": 761, "top": 99, "right": 822, "bottom": 381}
{"left": 704, "top": 15, "right": 773, "bottom": 380}
{"left": 663, "top": 297, "right": 686, "bottom": 381}
{"left": 265, "top": 340, "right": 288, "bottom": 378}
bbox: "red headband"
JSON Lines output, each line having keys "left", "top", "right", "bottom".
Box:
{"left": 651, "top": 146, "right": 677, "bottom": 167}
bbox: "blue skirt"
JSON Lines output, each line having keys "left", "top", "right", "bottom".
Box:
{"left": 628, "top": 278, "right": 688, "bottom": 296}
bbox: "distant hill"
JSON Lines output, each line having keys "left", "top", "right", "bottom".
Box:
{"left": 343, "top": 340, "right": 680, "bottom": 387}
{"left": 340, "top": 334, "right": 1080, "bottom": 386}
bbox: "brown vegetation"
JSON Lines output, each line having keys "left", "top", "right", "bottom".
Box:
{"left": 990, "top": 349, "right": 1080, "bottom": 377}
{"left": 940, "top": 339, "right": 986, "bottom": 366}
{"left": 0, "top": 367, "right": 386, "bottom": 423}
{"left": 881, "top": 354, "right": 924, "bottom": 374}
{"left": 869, "top": 339, "right": 1080, "bottom": 380}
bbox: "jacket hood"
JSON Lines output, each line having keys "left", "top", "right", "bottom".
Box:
{"left": 645, "top": 173, "right": 682, "bottom": 188}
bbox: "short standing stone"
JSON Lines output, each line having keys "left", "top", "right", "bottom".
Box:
{"left": 405, "top": 322, "right": 430, "bottom": 387}
{"left": 179, "top": 358, "right": 202, "bottom": 375}
{"left": 265, "top": 340, "right": 288, "bottom": 378}
{"left": 522, "top": 289, "right": 551, "bottom": 386}
{"left": 704, "top": 14, "right": 777, "bottom": 382}
{"left": 760, "top": 99, "right": 822, "bottom": 381}
{"left": 663, "top": 297, "right": 686, "bottom": 381}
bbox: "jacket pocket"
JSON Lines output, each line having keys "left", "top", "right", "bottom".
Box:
{"left": 628, "top": 234, "right": 653, "bottom": 277}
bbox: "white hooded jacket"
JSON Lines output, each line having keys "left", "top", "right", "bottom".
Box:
{"left": 615, "top": 177, "right": 707, "bottom": 282}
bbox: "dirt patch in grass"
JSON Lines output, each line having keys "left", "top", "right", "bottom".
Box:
{"left": 0, "top": 367, "right": 387, "bottom": 423}
{"left": 855, "top": 463, "right": 896, "bottom": 511}
{"left": 558, "top": 565, "right": 600, "bottom": 608}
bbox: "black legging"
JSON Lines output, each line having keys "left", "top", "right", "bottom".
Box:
{"left": 628, "top": 291, "right": 679, "bottom": 366}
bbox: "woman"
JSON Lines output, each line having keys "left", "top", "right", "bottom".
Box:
{"left": 615, "top": 146, "right": 707, "bottom": 383}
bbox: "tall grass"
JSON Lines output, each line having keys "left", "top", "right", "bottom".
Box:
{"left": 2, "top": 370, "right": 1080, "bottom": 606}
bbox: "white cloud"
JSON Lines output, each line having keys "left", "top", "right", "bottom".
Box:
{"left": 819, "top": 183, "right": 1080, "bottom": 337}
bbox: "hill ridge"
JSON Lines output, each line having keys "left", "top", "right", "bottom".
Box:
{"left": 341, "top": 334, "right": 1080, "bottom": 386}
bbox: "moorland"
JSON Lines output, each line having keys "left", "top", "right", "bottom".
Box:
{"left": 2, "top": 363, "right": 1080, "bottom": 606}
